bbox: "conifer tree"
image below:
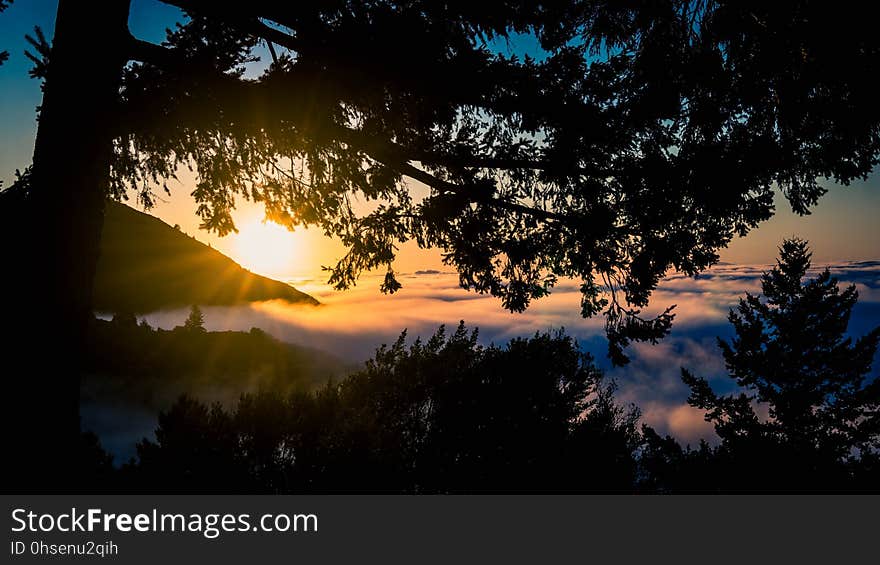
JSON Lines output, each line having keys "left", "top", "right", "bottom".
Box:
{"left": 681, "top": 239, "right": 880, "bottom": 488}
{"left": 183, "top": 305, "right": 206, "bottom": 333}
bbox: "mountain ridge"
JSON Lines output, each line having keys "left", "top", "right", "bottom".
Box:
{"left": 94, "top": 200, "right": 319, "bottom": 313}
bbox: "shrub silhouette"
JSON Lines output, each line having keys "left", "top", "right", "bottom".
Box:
{"left": 131, "top": 323, "right": 641, "bottom": 493}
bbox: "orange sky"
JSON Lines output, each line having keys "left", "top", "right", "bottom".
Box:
{"left": 136, "top": 170, "right": 880, "bottom": 285}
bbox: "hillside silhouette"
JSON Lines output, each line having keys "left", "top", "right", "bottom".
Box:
{"left": 83, "top": 312, "right": 350, "bottom": 417}
{"left": 93, "top": 201, "right": 318, "bottom": 313}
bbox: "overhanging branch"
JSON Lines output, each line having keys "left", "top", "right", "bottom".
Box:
{"left": 125, "top": 33, "right": 175, "bottom": 66}
{"left": 157, "top": 0, "right": 305, "bottom": 53}
{"left": 331, "top": 125, "right": 567, "bottom": 223}
{"left": 117, "top": 62, "right": 571, "bottom": 225}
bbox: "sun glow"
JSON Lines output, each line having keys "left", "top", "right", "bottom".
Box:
{"left": 232, "top": 217, "right": 303, "bottom": 279}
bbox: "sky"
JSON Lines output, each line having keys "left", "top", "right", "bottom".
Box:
{"left": 3, "top": 1, "right": 879, "bottom": 453}
{"left": 2, "top": 0, "right": 879, "bottom": 276}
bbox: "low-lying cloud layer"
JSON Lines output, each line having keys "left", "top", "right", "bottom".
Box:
{"left": 139, "top": 260, "right": 880, "bottom": 445}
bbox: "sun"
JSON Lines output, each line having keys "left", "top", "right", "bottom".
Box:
{"left": 232, "top": 217, "right": 302, "bottom": 278}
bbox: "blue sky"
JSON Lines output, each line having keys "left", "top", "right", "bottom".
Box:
{"left": 1, "top": 0, "right": 183, "bottom": 182}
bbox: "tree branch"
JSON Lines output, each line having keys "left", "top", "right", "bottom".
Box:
{"left": 247, "top": 19, "right": 303, "bottom": 53}
{"left": 265, "top": 39, "right": 279, "bottom": 65}
{"left": 417, "top": 154, "right": 550, "bottom": 170}
{"left": 331, "top": 125, "right": 567, "bottom": 223}
{"left": 157, "top": 0, "right": 305, "bottom": 53}
{"left": 125, "top": 33, "right": 175, "bottom": 66}
{"left": 117, "top": 58, "right": 570, "bottom": 224}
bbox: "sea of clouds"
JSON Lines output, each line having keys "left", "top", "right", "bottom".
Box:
{"left": 131, "top": 260, "right": 880, "bottom": 446}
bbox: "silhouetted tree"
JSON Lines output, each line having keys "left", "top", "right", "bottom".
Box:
{"left": 132, "top": 396, "right": 254, "bottom": 492}
{"left": 3, "top": 0, "right": 880, "bottom": 486}
{"left": 637, "top": 428, "right": 719, "bottom": 493}
{"left": 669, "top": 239, "right": 880, "bottom": 491}
{"left": 107, "top": 1, "right": 880, "bottom": 361}
{"left": 1, "top": 1, "right": 133, "bottom": 488}
{"left": 183, "top": 304, "right": 206, "bottom": 333}
{"left": 75, "top": 431, "right": 117, "bottom": 492}
{"left": 132, "top": 324, "right": 643, "bottom": 493}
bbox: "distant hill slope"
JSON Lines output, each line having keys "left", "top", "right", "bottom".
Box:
{"left": 94, "top": 201, "right": 318, "bottom": 313}
{"left": 81, "top": 317, "right": 355, "bottom": 458}
{"left": 84, "top": 317, "right": 351, "bottom": 408}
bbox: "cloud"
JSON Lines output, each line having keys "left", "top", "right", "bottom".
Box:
{"left": 137, "top": 260, "right": 880, "bottom": 444}
{"left": 638, "top": 402, "right": 715, "bottom": 446}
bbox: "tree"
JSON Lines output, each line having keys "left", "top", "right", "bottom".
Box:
{"left": 132, "top": 324, "right": 643, "bottom": 493}
{"left": 109, "top": 0, "right": 880, "bottom": 362}
{"left": 1, "top": 1, "right": 133, "bottom": 488}
{"left": 679, "top": 239, "right": 880, "bottom": 490}
{"left": 3, "top": 1, "right": 880, "bottom": 486}
{"left": 183, "top": 304, "right": 206, "bottom": 332}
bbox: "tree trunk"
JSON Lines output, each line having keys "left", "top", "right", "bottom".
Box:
{"left": 3, "top": 0, "right": 131, "bottom": 490}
